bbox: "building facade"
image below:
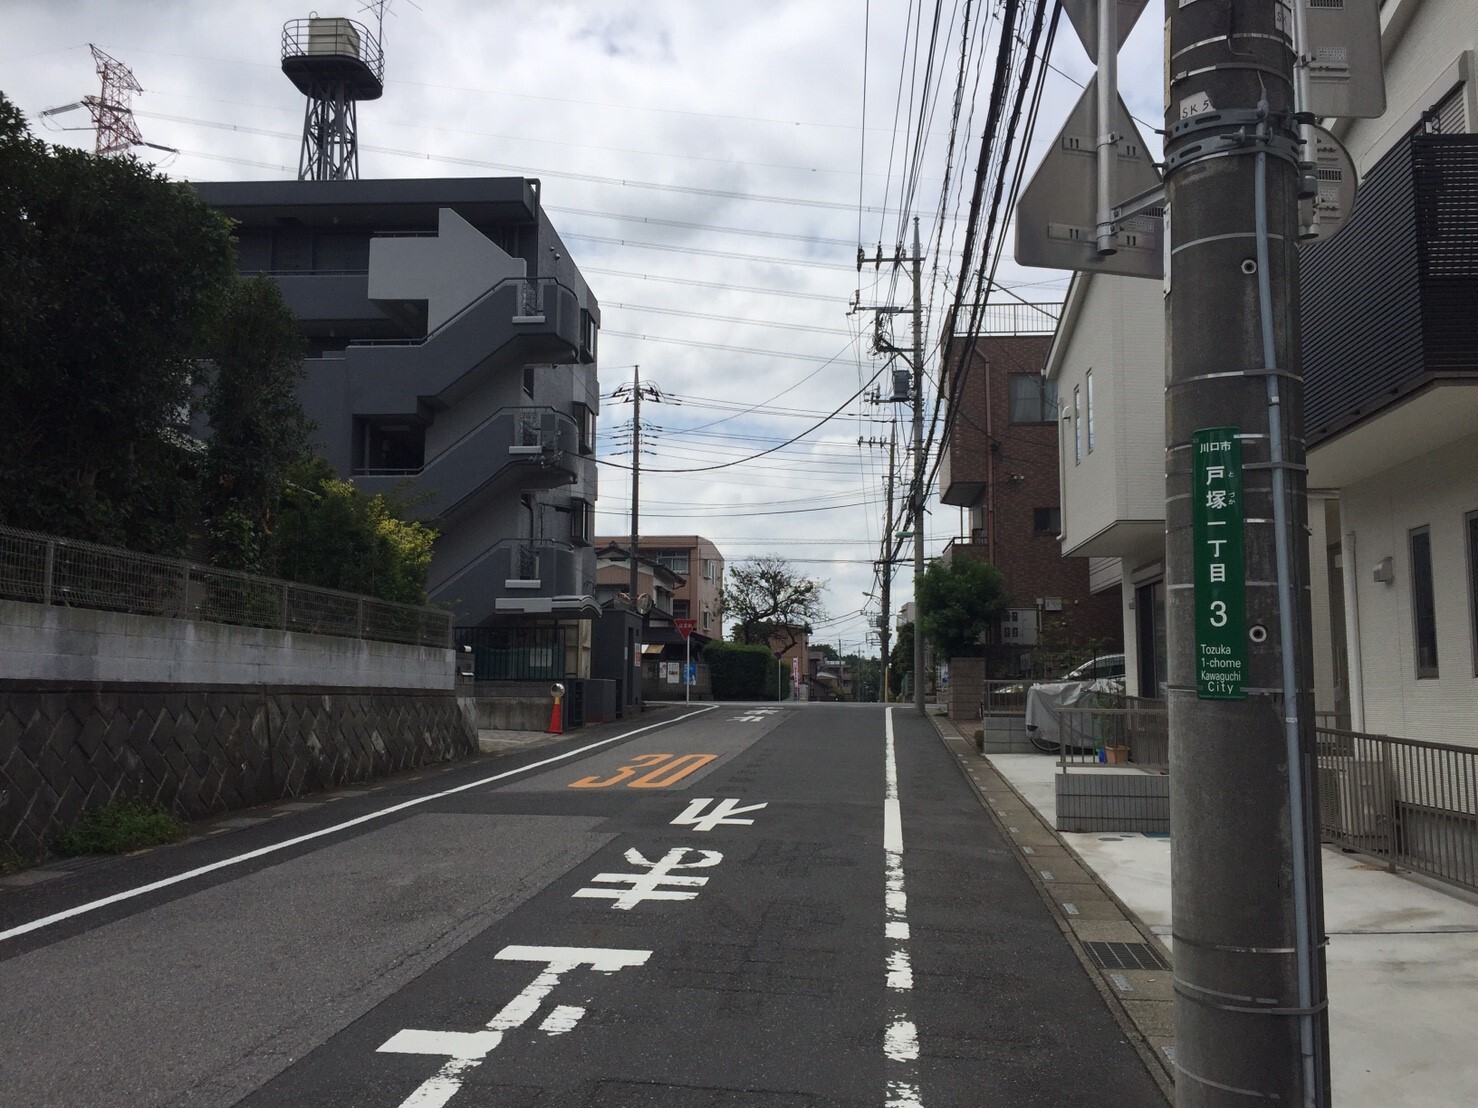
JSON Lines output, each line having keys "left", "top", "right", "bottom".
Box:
{"left": 938, "top": 329, "right": 1123, "bottom": 676}
{"left": 595, "top": 534, "right": 726, "bottom": 640}
{"left": 194, "top": 177, "right": 602, "bottom": 675}
{"left": 1047, "top": 0, "right": 1478, "bottom": 744}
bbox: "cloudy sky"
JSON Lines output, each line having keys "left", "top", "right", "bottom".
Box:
{"left": 2, "top": 0, "right": 1163, "bottom": 657}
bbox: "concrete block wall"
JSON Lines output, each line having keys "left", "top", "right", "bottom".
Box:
{"left": 0, "top": 600, "right": 472, "bottom": 858}
{"left": 1055, "top": 770, "right": 1170, "bottom": 834}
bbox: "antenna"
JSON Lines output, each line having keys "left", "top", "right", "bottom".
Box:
{"left": 281, "top": 11, "right": 387, "bottom": 180}
{"left": 37, "top": 45, "right": 178, "bottom": 162}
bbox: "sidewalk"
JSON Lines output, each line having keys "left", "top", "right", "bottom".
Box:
{"left": 931, "top": 714, "right": 1478, "bottom": 1106}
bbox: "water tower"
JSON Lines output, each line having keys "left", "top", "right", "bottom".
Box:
{"left": 281, "top": 14, "right": 384, "bottom": 181}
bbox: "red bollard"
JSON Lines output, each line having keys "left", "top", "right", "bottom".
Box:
{"left": 548, "top": 682, "right": 565, "bottom": 734}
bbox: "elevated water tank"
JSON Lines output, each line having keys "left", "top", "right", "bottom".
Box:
{"left": 281, "top": 16, "right": 384, "bottom": 100}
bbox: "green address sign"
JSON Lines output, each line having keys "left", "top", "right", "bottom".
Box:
{"left": 1192, "top": 427, "right": 1247, "bottom": 699}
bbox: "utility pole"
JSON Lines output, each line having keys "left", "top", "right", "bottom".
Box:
{"left": 1164, "top": 1, "right": 1329, "bottom": 1103}
{"left": 854, "top": 218, "right": 928, "bottom": 713}
{"left": 908, "top": 218, "right": 926, "bottom": 715}
{"left": 627, "top": 364, "right": 642, "bottom": 606}
{"left": 881, "top": 421, "right": 897, "bottom": 703}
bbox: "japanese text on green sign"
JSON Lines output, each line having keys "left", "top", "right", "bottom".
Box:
{"left": 1192, "top": 427, "right": 1247, "bottom": 699}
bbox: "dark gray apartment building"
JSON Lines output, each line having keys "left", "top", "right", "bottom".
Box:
{"left": 194, "top": 177, "right": 601, "bottom": 671}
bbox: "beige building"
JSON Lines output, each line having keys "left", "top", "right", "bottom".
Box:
{"left": 596, "top": 534, "right": 726, "bottom": 639}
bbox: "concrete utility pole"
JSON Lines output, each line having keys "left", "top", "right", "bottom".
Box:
{"left": 1164, "top": 2, "right": 1329, "bottom": 1104}
{"left": 909, "top": 217, "right": 926, "bottom": 715}
{"left": 628, "top": 364, "right": 642, "bottom": 605}
{"left": 880, "top": 420, "right": 897, "bottom": 703}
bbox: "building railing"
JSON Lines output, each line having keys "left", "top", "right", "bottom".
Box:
{"left": 1055, "top": 700, "right": 1169, "bottom": 770}
{"left": 455, "top": 625, "right": 566, "bottom": 681}
{"left": 0, "top": 524, "right": 451, "bottom": 649}
{"left": 951, "top": 301, "right": 1063, "bottom": 336}
{"left": 1317, "top": 726, "right": 1477, "bottom": 895}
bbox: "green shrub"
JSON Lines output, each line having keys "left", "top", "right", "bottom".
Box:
{"left": 55, "top": 798, "right": 188, "bottom": 856}
{"left": 705, "top": 641, "right": 785, "bottom": 700}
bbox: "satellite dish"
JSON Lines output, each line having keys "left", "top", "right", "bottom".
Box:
{"left": 636, "top": 593, "right": 653, "bottom": 614}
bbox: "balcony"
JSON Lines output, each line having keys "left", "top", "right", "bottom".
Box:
{"left": 352, "top": 406, "right": 579, "bottom": 519}
{"left": 1302, "top": 134, "right": 1478, "bottom": 484}
{"left": 434, "top": 539, "right": 597, "bottom": 620}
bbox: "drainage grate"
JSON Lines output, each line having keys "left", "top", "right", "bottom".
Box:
{"left": 1084, "top": 940, "right": 1170, "bottom": 971}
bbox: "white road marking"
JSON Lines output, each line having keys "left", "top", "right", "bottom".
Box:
{"left": 671, "top": 797, "right": 769, "bottom": 832}
{"left": 572, "top": 847, "right": 723, "bottom": 910}
{"left": 379, "top": 945, "right": 649, "bottom": 1107}
{"left": 0, "top": 707, "right": 720, "bottom": 945}
{"left": 883, "top": 707, "right": 924, "bottom": 1106}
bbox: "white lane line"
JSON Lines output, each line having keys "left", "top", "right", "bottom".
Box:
{"left": 883, "top": 707, "right": 924, "bottom": 1107}
{"left": 0, "top": 706, "right": 721, "bottom": 945}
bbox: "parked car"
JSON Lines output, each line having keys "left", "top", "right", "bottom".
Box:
{"left": 1059, "top": 653, "right": 1125, "bottom": 681}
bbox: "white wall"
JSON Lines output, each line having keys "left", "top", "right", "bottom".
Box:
{"left": 1340, "top": 1, "right": 1475, "bottom": 170}
{"left": 1340, "top": 433, "right": 1478, "bottom": 747}
{"left": 1053, "top": 275, "right": 1166, "bottom": 557}
{"left": 1, "top": 602, "right": 455, "bottom": 690}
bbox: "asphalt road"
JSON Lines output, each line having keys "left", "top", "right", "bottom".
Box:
{"left": 0, "top": 703, "right": 1165, "bottom": 1107}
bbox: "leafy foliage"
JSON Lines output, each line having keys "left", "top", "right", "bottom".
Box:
{"left": 273, "top": 460, "right": 438, "bottom": 605}
{"left": 890, "top": 621, "right": 914, "bottom": 697}
{"left": 55, "top": 798, "right": 188, "bottom": 856}
{"left": 0, "top": 94, "right": 235, "bottom": 555}
{"left": 722, "top": 555, "right": 825, "bottom": 650}
{"left": 704, "top": 641, "right": 786, "bottom": 700}
{"left": 916, "top": 555, "right": 1010, "bottom": 657}
{"left": 202, "top": 277, "right": 312, "bottom": 572}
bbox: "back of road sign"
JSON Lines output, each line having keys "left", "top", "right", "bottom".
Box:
{"left": 1300, "top": 0, "right": 1386, "bottom": 121}
{"left": 1059, "top": 0, "right": 1149, "bottom": 63}
{"left": 1015, "top": 74, "right": 1164, "bottom": 280}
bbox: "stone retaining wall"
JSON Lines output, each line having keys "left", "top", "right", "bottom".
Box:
{"left": 0, "top": 681, "right": 475, "bottom": 858}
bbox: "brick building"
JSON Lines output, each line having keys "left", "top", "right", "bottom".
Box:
{"left": 937, "top": 324, "right": 1122, "bottom": 677}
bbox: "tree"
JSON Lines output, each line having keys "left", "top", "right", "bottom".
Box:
{"left": 916, "top": 555, "right": 1010, "bottom": 657}
{"left": 273, "top": 459, "right": 437, "bottom": 605}
{"left": 891, "top": 621, "right": 914, "bottom": 699}
{"left": 0, "top": 94, "right": 237, "bottom": 554}
{"left": 201, "top": 277, "right": 312, "bottom": 572}
{"left": 722, "top": 555, "right": 825, "bottom": 651}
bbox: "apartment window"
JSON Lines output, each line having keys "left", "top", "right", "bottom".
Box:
{"left": 569, "top": 498, "right": 592, "bottom": 545}
{"left": 702, "top": 606, "right": 712, "bottom": 631}
{"left": 522, "top": 364, "right": 536, "bottom": 397}
{"left": 353, "top": 418, "right": 425, "bottom": 474}
{"left": 672, "top": 599, "right": 690, "bottom": 619}
{"left": 654, "top": 549, "right": 690, "bottom": 575}
{"left": 1467, "top": 511, "right": 1478, "bottom": 675}
{"left": 1085, "top": 370, "right": 1095, "bottom": 452}
{"left": 1034, "top": 507, "right": 1061, "bottom": 535}
{"left": 1073, "top": 386, "right": 1082, "bottom": 464}
{"left": 1009, "top": 375, "right": 1057, "bottom": 423}
{"left": 1410, "top": 526, "right": 1439, "bottom": 678}
{"left": 574, "top": 402, "right": 596, "bottom": 455}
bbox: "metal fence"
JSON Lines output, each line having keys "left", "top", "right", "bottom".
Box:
{"left": 1056, "top": 699, "right": 1169, "bottom": 769}
{"left": 1317, "top": 726, "right": 1478, "bottom": 895}
{"left": 455, "top": 625, "right": 567, "bottom": 681}
{"left": 0, "top": 524, "right": 451, "bottom": 648}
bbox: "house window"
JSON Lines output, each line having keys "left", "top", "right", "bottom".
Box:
{"left": 1467, "top": 511, "right": 1478, "bottom": 675}
{"left": 673, "top": 599, "right": 690, "bottom": 619}
{"left": 1410, "top": 526, "right": 1439, "bottom": 678}
{"left": 1073, "top": 386, "right": 1082, "bottom": 464}
{"left": 1085, "top": 370, "right": 1095, "bottom": 452}
{"left": 1009, "top": 375, "right": 1057, "bottom": 423}
{"left": 1034, "top": 507, "right": 1061, "bottom": 535}
{"left": 574, "top": 402, "right": 595, "bottom": 455}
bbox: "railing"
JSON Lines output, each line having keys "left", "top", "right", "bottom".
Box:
{"left": 455, "top": 625, "right": 566, "bottom": 680}
{"left": 348, "top": 277, "right": 566, "bottom": 349}
{"left": 0, "top": 524, "right": 451, "bottom": 648}
{"left": 951, "top": 301, "right": 1063, "bottom": 336}
{"left": 1317, "top": 726, "right": 1478, "bottom": 895}
{"left": 1055, "top": 699, "right": 1169, "bottom": 770}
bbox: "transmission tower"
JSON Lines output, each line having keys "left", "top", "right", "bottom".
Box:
{"left": 83, "top": 45, "right": 144, "bottom": 155}
{"left": 281, "top": 6, "right": 387, "bottom": 181}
